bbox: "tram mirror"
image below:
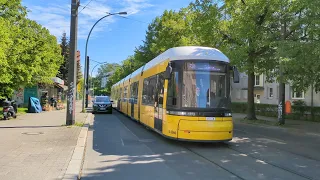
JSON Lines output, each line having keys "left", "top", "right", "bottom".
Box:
{"left": 164, "top": 63, "right": 172, "bottom": 79}
{"left": 233, "top": 66, "right": 240, "bottom": 83}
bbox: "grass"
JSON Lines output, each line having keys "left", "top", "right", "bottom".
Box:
{"left": 0, "top": 107, "right": 28, "bottom": 119}
{"left": 61, "top": 121, "right": 85, "bottom": 128}
{"left": 17, "top": 107, "right": 28, "bottom": 114}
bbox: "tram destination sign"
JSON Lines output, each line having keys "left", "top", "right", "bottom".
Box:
{"left": 186, "top": 62, "right": 226, "bottom": 72}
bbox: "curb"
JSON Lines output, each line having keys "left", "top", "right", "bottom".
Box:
{"left": 63, "top": 113, "right": 92, "bottom": 180}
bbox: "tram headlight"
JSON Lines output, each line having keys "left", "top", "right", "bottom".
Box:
{"left": 224, "top": 112, "right": 232, "bottom": 117}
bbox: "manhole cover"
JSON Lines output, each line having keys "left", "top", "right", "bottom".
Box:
{"left": 22, "top": 132, "right": 44, "bottom": 135}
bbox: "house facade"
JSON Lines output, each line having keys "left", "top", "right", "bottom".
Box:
{"left": 231, "top": 73, "right": 320, "bottom": 107}
{"left": 12, "top": 77, "right": 67, "bottom": 107}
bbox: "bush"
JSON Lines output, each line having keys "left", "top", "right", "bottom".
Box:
{"left": 231, "top": 102, "right": 320, "bottom": 121}
{"left": 231, "top": 102, "right": 247, "bottom": 113}
{"left": 292, "top": 100, "right": 307, "bottom": 118}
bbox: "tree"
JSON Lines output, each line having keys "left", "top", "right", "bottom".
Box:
{"left": 275, "top": 0, "right": 320, "bottom": 92}
{"left": 220, "top": 0, "right": 280, "bottom": 120}
{"left": 93, "top": 63, "right": 120, "bottom": 95}
{"left": 106, "top": 0, "right": 320, "bottom": 122}
{"left": 0, "top": 17, "right": 14, "bottom": 98}
{"left": 0, "top": 0, "right": 63, "bottom": 98}
{"left": 57, "top": 32, "right": 70, "bottom": 84}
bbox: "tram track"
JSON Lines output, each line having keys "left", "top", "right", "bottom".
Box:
{"left": 234, "top": 128, "right": 320, "bottom": 162}
{"left": 225, "top": 144, "right": 316, "bottom": 180}
{"left": 181, "top": 142, "right": 316, "bottom": 180}
{"left": 116, "top": 111, "right": 318, "bottom": 180}
{"left": 181, "top": 144, "right": 246, "bottom": 180}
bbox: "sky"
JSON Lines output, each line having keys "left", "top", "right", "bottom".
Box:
{"left": 21, "top": 0, "right": 193, "bottom": 76}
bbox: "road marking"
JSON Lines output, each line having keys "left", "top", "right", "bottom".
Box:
{"left": 120, "top": 138, "right": 124, "bottom": 146}
{"left": 306, "top": 133, "right": 320, "bottom": 137}
{"left": 234, "top": 128, "right": 286, "bottom": 144}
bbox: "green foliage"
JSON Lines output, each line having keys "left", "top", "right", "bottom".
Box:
{"left": 93, "top": 63, "right": 120, "bottom": 95}
{"left": 103, "top": 0, "right": 320, "bottom": 121}
{"left": 292, "top": 100, "right": 307, "bottom": 118}
{"left": 57, "top": 32, "right": 70, "bottom": 84}
{"left": 0, "top": 0, "right": 63, "bottom": 98}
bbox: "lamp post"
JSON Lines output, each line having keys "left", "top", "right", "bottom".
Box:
{"left": 82, "top": 12, "right": 127, "bottom": 112}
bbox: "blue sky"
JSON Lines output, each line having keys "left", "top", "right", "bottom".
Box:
{"left": 22, "top": 0, "right": 193, "bottom": 76}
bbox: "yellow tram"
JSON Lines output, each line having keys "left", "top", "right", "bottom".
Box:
{"left": 111, "top": 46, "right": 239, "bottom": 142}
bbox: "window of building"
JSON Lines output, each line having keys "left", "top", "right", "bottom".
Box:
{"left": 291, "top": 87, "right": 304, "bottom": 99}
{"left": 269, "top": 87, "right": 273, "bottom": 99}
{"left": 255, "top": 75, "right": 260, "bottom": 86}
{"left": 254, "top": 94, "right": 261, "bottom": 103}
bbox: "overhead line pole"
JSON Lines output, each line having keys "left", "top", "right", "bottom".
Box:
{"left": 66, "top": 0, "right": 79, "bottom": 125}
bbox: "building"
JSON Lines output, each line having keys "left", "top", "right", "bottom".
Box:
{"left": 231, "top": 73, "right": 320, "bottom": 107}
{"left": 12, "top": 77, "right": 67, "bottom": 107}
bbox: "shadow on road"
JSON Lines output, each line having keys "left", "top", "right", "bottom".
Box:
{"left": 82, "top": 111, "right": 235, "bottom": 180}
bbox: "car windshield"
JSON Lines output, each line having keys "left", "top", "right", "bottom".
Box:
{"left": 95, "top": 97, "right": 110, "bottom": 102}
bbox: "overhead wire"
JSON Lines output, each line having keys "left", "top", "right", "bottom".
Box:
{"left": 78, "top": 0, "right": 95, "bottom": 14}
{"left": 78, "top": 4, "right": 110, "bottom": 15}
{"left": 78, "top": 4, "right": 149, "bottom": 25}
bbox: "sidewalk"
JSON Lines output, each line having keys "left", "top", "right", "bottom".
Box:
{"left": 0, "top": 101, "right": 88, "bottom": 180}
{"left": 233, "top": 113, "right": 320, "bottom": 135}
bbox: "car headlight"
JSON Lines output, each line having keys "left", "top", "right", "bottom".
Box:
{"left": 224, "top": 113, "right": 232, "bottom": 117}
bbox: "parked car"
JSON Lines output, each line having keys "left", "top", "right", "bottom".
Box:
{"left": 92, "top": 96, "right": 113, "bottom": 114}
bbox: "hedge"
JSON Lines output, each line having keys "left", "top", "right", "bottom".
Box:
{"left": 231, "top": 102, "right": 320, "bottom": 122}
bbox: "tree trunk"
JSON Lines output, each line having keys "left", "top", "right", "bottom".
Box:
{"left": 247, "top": 71, "right": 257, "bottom": 120}
{"left": 311, "top": 84, "right": 314, "bottom": 121}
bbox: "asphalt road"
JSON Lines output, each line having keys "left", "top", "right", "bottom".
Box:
{"left": 81, "top": 110, "right": 320, "bottom": 180}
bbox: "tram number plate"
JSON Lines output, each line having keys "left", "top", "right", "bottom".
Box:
{"left": 206, "top": 117, "right": 215, "bottom": 121}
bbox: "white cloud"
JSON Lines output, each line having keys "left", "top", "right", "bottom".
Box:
{"left": 25, "top": 0, "right": 153, "bottom": 40}
{"left": 121, "top": 0, "right": 154, "bottom": 15}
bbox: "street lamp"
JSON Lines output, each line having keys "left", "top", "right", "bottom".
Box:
{"left": 82, "top": 11, "right": 127, "bottom": 111}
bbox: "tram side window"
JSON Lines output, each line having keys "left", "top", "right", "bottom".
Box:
{"left": 130, "top": 82, "right": 138, "bottom": 104}
{"left": 167, "top": 71, "right": 179, "bottom": 107}
{"left": 120, "top": 88, "right": 123, "bottom": 102}
{"left": 142, "top": 76, "right": 156, "bottom": 105}
{"left": 155, "top": 73, "right": 164, "bottom": 106}
{"left": 123, "top": 86, "right": 128, "bottom": 102}
{"left": 134, "top": 82, "right": 139, "bottom": 104}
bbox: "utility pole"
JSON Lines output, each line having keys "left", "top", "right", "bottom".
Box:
{"left": 85, "top": 56, "right": 89, "bottom": 108}
{"left": 66, "top": 0, "right": 79, "bottom": 125}
{"left": 278, "top": 14, "right": 286, "bottom": 125}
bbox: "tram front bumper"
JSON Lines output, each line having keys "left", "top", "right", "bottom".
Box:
{"left": 177, "top": 120, "right": 233, "bottom": 141}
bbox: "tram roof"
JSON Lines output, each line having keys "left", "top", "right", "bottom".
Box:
{"left": 112, "top": 46, "right": 229, "bottom": 88}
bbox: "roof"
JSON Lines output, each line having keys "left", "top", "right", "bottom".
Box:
{"left": 112, "top": 46, "right": 229, "bottom": 88}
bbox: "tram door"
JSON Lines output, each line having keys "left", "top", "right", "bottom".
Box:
{"left": 154, "top": 73, "right": 164, "bottom": 132}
